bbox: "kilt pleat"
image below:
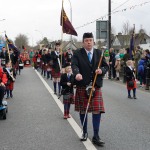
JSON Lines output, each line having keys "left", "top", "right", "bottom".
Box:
{"left": 75, "top": 87, "right": 105, "bottom": 113}
{"left": 6, "top": 82, "right": 14, "bottom": 90}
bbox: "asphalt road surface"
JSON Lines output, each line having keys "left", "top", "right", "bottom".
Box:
{"left": 0, "top": 67, "right": 150, "bottom": 150}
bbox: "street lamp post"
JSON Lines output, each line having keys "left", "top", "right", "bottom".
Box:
{"left": 108, "top": 0, "right": 111, "bottom": 49}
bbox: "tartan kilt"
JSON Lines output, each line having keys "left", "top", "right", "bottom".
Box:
{"left": 6, "top": 81, "right": 14, "bottom": 90}
{"left": 127, "top": 80, "right": 137, "bottom": 90}
{"left": 47, "top": 64, "right": 52, "bottom": 72}
{"left": 63, "top": 93, "right": 74, "bottom": 104}
{"left": 43, "top": 64, "right": 48, "bottom": 71}
{"left": 75, "top": 87, "right": 105, "bottom": 113}
{"left": 51, "top": 68, "right": 61, "bottom": 78}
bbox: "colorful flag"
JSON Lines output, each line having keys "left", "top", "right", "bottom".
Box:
{"left": 60, "top": 8, "right": 77, "bottom": 36}
{"left": 5, "top": 34, "right": 19, "bottom": 55}
{"left": 129, "top": 26, "right": 135, "bottom": 59}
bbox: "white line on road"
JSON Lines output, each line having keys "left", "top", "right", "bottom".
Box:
{"left": 35, "top": 69, "right": 97, "bottom": 150}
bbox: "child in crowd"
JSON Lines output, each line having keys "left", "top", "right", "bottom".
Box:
{"left": 126, "top": 59, "right": 137, "bottom": 99}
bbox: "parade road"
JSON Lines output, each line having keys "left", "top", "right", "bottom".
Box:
{"left": 0, "top": 67, "right": 150, "bottom": 150}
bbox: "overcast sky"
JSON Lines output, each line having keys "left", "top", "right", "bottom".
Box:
{"left": 0, "top": 0, "right": 150, "bottom": 46}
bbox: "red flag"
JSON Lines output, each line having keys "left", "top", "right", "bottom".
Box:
{"left": 60, "top": 8, "right": 77, "bottom": 36}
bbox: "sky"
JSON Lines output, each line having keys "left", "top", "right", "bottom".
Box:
{"left": 0, "top": 0, "right": 150, "bottom": 46}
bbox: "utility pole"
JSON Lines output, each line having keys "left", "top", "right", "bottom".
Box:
{"left": 108, "top": 0, "right": 111, "bottom": 49}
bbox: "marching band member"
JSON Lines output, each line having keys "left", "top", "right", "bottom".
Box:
{"left": 3, "top": 61, "right": 16, "bottom": 99}
{"left": 71, "top": 33, "right": 108, "bottom": 146}
{"left": 65, "top": 48, "right": 73, "bottom": 64}
{"left": 51, "top": 42, "right": 65, "bottom": 95}
{"left": 60, "top": 63, "right": 74, "bottom": 119}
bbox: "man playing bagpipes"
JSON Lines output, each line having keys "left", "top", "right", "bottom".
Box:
{"left": 71, "top": 33, "right": 109, "bottom": 146}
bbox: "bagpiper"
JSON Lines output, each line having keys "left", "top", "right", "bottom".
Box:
{"left": 71, "top": 33, "right": 108, "bottom": 146}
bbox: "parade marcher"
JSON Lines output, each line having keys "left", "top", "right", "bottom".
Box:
{"left": 33, "top": 51, "right": 41, "bottom": 70}
{"left": 45, "top": 48, "right": 52, "bottom": 79}
{"left": 71, "top": 33, "right": 109, "bottom": 146}
{"left": 51, "top": 42, "right": 65, "bottom": 95}
{"left": 65, "top": 48, "right": 73, "bottom": 63}
{"left": 0, "top": 59, "right": 8, "bottom": 106}
{"left": 126, "top": 59, "right": 137, "bottom": 99}
{"left": 29, "top": 49, "right": 34, "bottom": 66}
{"left": 3, "top": 61, "right": 16, "bottom": 99}
{"left": 60, "top": 63, "right": 74, "bottom": 119}
{"left": 41, "top": 49, "right": 48, "bottom": 78}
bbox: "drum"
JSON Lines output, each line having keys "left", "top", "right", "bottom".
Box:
{"left": 19, "top": 63, "right": 24, "bottom": 69}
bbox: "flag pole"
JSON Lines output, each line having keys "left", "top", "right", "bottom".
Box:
{"left": 4, "top": 31, "right": 12, "bottom": 67}
{"left": 60, "top": 0, "right": 64, "bottom": 72}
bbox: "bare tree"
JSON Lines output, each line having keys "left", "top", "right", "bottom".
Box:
{"left": 14, "top": 34, "right": 29, "bottom": 50}
{"left": 122, "top": 21, "right": 130, "bottom": 35}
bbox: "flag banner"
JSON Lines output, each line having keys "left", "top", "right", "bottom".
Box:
{"left": 60, "top": 8, "right": 77, "bottom": 36}
{"left": 5, "top": 34, "right": 19, "bottom": 55}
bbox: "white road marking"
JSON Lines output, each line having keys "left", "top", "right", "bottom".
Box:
{"left": 35, "top": 69, "right": 97, "bottom": 150}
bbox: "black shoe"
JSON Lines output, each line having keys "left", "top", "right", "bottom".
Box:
{"left": 128, "top": 95, "right": 132, "bottom": 99}
{"left": 54, "top": 92, "right": 57, "bottom": 95}
{"left": 133, "top": 96, "right": 137, "bottom": 99}
{"left": 10, "top": 95, "right": 13, "bottom": 98}
{"left": 80, "top": 133, "right": 88, "bottom": 141}
{"left": 92, "top": 136, "right": 105, "bottom": 146}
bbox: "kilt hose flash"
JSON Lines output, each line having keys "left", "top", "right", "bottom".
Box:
{"left": 75, "top": 87, "right": 105, "bottom": 113}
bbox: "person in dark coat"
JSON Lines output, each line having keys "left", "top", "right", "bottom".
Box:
{"left": 60, "top": 63, "right": 74, "bottom": 119}
{"left": 71, "top": 32, "right": 109, "bottom": 146}
{"left": 126, "top": 59, "right": 137, "bottom": 99}
{"left": 108, "top": 48, "right": 116, "bottom": 79}
{"left": 0, "top": 47, "right": 9, "bottom": 66}
{"left": 65, "top": 48, "right": 73, "bottom": 63}
{"left": 51, "top": 42, "right": 65, "bottom": 95}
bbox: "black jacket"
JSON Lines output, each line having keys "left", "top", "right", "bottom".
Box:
{"left": 51, "top": 51, "right": 65, "bottom": 72}
{"left": 126, "top": 66, "right": 135, "bottom": 81}
{"left": 60, "top": 73, "right": 74, "bottom": 94}
{"left": 71, "top": 48, "right": 109, "bottom": 87}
